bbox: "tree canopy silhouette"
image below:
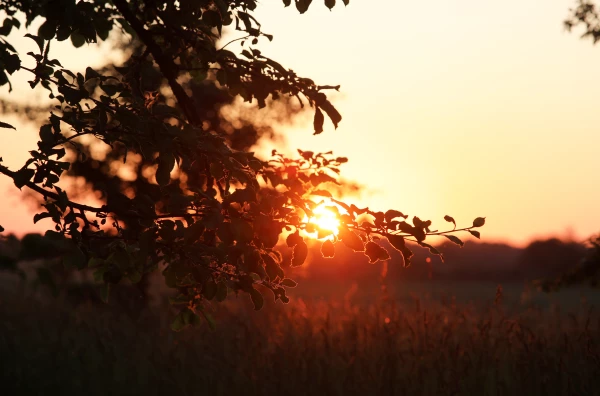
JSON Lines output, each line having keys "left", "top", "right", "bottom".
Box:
{"left": 528, "top": 0, "right": 600, "bottom": 291}
{"left": 565, "top": 0, "right": 600, "bottom": 42}
{"left": 0, "top": 0, "right": 484, "bottom": 329}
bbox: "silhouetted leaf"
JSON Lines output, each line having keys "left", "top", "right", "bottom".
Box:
{"left": 55, "top": 24, "right": 70, "bottom": 41}
{"left": 325, "top": 0, "right": 336, "bottom": 9}
{"left": 396, "top": 220, "right": 426, "bottom": 241}
{"left": 473, "top": 217, "right": 486, "bottom": 227}
{"left": 397, "top": 221, "right": 414, "bottom": 234}
{"left": 412, "top": 216, "right": 431, "bottom": 230}
{"left": 39, "top": 124, "right": 53, "bottom": 144}
{"left": 296, "top": 0, "right": 313, "bottom": 13}
{"left": 85, "top": 66, "right": 101, "bottom": 81}
{"left": 100, "top": 84, "right": 118, "bottom": 96}
{"left": 13, "top": 168, "right": 34, "bottom": 189}
{"left": 385, "top": 209, "right": 407, "bottom": 223}
{"left": 319, "top": 100, "right": 342, "bottom": 128}
{"left": 24, "top": 33, "right": 44, "bottom": 52}
{"left": 310, "top": 189, "right": 332, "bottom": 197}
{"left": 281, "top": 278, "right": 297, "bottom": 287}
{"left": 321, "top": 239, "right": 335, "bottom": 257}
{"left": 249, "top": 287, "right": 264, "bottom": 310}
{"left": 387, "top": 234, "right": 405, "bottom": 251}
{"left": 413, "top": 228, "right": 426, "bottom": 242}
{"left": 444, "top": 215, "right": 456, "bottom": 229}
{"left": 33, "top": 212, "right": 52, "bottom": 224}
{"left": 2, "top": 51, "right": 20, "bottom": 75}
{"left": 364, "top": 241, "right": 390, "bottom": 264}
{"left": 423, "top": 243, "right": 440, "bottom": 256}
{"left": 418, "top": 241, "right": 444, "bottom": 262}
{"left": 38, "top": 20, "right": 57, "bottom": 40}
{"left": 286, "top": 230, "right": 302, "bottom": 247}
{"left": 203, "top": 10, "right": 223, "bottom": 35}
{"left": 387, "top": 234, "right": 413, "bottom": 267}
{"left": 263, "top": 253, "right": 282, "bottom": 279}
{"left": 468, "top": 230, "right": 481, "bottom": 239}
{"left": 309, "top": 172, "right": 338, "bottom": 187}
{"left": 0, "top": 121, "right": 15, "bottom": 130}
{"left": 292, "top": 240, "right": 308, "bottom": 266}
{"left": 444, "top": 235, "right": 464, "bottom": 247}
{"left": 339, "top": 228, "right": 364, "bottom": 251}
{"left": 70, "top": 32, "right": 86, "bottom": 48}
{"left": 313, "top": 107, "right": 324, "bottom": 134}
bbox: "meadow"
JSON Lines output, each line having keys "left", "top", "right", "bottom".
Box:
{"left": 1, "top": 279, "right": 599, "bottom": 396}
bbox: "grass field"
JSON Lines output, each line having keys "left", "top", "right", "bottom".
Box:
{"left": 1, "top": 280, "right": 600, "bottom": 395}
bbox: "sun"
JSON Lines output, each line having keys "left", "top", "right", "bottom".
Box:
{"left": 304, "top": 205, "right": 341, "bottom": 238}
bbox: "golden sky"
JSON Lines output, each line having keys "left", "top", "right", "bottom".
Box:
{"left": 1, "top": 0, "right": 600, "bottom": 246}
{"left": 250, "top": 0, "right": 600, "bottom": 246}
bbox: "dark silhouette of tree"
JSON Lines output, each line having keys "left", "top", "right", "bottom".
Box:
{"left": 535, "top": 235, "right": 600, "bottom": 291}
{"left": 61, "top": 41, "right": 304, "bottom": 301}
{"left": 518, "top": 238, "right": 586, "bottom": 279}
{"left": 0, "top": 0, "right": 484, "bottom": 329}
{"left": 526, "top": 0, "right": 600, "bottom": 290}
{"left": 565, "top": 0, "right": 600, "bottom": 42}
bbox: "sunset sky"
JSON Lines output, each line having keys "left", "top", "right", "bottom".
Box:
{"left": 1, "top": 0, "right": 600, "bottom": 247}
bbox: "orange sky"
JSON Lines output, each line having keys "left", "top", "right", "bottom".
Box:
{"left": 1, "top": 0, "right": 600, "bottom": 247}
{"left": 249, "top": 0, "right": 600, "bottom": 247}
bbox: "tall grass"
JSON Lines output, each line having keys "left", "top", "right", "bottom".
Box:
{"left": 1, "top": 283, "right": 599, "bottom": 395}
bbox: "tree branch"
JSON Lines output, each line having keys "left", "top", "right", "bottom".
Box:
{"left": 112, "top": 0, "right": 202, "bottom": 126}
{"left": 0, "top": 165, "right": 208, "bottom": 221}
{"left": 0, "top": 165, "right": 107, "bottom": 214}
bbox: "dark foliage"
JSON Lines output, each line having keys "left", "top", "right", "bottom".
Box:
{"left": 536, "top": 235, "right": 600, "bottom": 291}
{"left": 0, "top": 0, "right": 483, "bottom": 327}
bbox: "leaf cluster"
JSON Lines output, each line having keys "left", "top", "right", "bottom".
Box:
{"left": 0, "top": 0, "right": 483, "bottom": 329}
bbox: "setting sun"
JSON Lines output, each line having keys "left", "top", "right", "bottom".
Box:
{"left": 304, "top": 205, "right": 341, "bottom": 238}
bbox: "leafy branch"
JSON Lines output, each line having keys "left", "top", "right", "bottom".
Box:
{"left": 0, "top": 0, "right": 485, "bottom": 331}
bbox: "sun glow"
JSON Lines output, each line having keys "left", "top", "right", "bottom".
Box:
{"left": 304, "top": 205, "right": 341, "bottom": 239}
